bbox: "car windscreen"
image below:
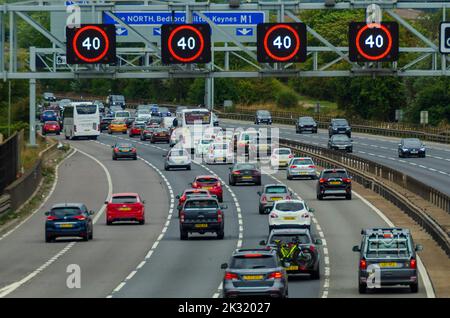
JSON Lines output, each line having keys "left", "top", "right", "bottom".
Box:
{"left": 235, "top": 164, "right": 257, "bottom": 170}
{"left": 115, "top": 112, "right": 130, "bottom": 117}
{"left": 332, "top": 135, "right": 350, "bottom": 141}
{"left": 201, "top": 139, "right": 213, "bottom": 144}
{"left": 196, "top": 177, "right": 218, "bottom": 184}
{"left": 275, "top": 202, "right": 304, "bottom": 212}
{"left": 265, "top": 186, "right": 288, "bottom": 194}
{"left": 111, "top": 196, "right": 138, "bottom": 204}
{"left": 213, "top": 144, "right": 228, "bottom": 150}
{"left": 258, "top": 111, "right": 271, "bottom": 117}
{"left": 291, "top": 158, "right": 313, "bottom": 166}
{"left": 76, "top": 105, "right": 97, "bottom": 115}
{"left": 299, "top": 117, "right": 315, "bottom": 123}
{"left": 403, "top": 139, "right": 421, "bottom": 147}
{"left": 275, "top": 149, "right": 291, "bottom": 155}
{"left": 322, "top": 171, "right": 348, "bottom": 178}
{"left": 184, "top": 111, "right": 210, "bottom": 125}
{"left": 170, "top": 150, "right": 187, "bottom": 157}
{"left": 230, "top": 255, "right": 277, "bottom": 269}
{"left": 365, "top": 235, "right": 411, "bottom": 257}
{"left": 334, "top": 119, "right": 348, "bottom": 126}
{"left": 51, "top": 207, "right": 82, "bottom": 217}
{"left": 270, "top": 234, "right": 311, "bottom": 245}
{"left": 184, "top": 200, "right": 218, "bottom": 209}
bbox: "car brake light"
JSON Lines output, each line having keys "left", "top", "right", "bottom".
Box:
{"left": 232, "top": 171, "right": 241, "bottom": 175}
{"left": 343, "top": 178, "right": 351, "bottom": 183}
{"left": 261, "top": 195, "right": 267, "bottom": 203}
{"left": 270, "top": 213, "right": 278, "bottom": 218}
{"left": 288, "top": 154, "right": 294, "bottom": 158}
{"left": 319, "top": 178, "right": 328, "bottom": 184}
{"left": 244, "top": 254, "right": 263, "bottom": 258}
{"left": 114, "top": 148, "right": 119, "bottom": 152}
{"left": 268, "top": 272, "right": 283, "bottom": 279}
{"left": 216, "top": 181, "right": 221, "bottom": 187}
{"left": 309, "top": 245, "right": 315, "bottom": 252}
{"left": 410, "top": 258, "right": 417, "bottom": 269}
{"left": 290, "top": 165, "right": 297, "bottom": 169}
{"left": 359, "top": 259, "right": 367, "bottom": 270}
{"left": 224, "top": 272, "right": 238, "bottom": 280}
{"left": 46, "top": 215, "right": 57, "bottom": 221}
{"left": 131, "top": 148, "right": 136, "bottom": 153}
{"left": 308, "top": 165, "right": 316, "bottom": 169}
{"left": 217, "top": 210, "right": 223, "bottom": 223}
{"left": 74, "top": 215, "right": 86, "bottom": 221}
{"left": 180, "top": 211, "right": 185, "bottom": 223}
{"left": 192, "top": 182, "right": 198, "bottom": 188}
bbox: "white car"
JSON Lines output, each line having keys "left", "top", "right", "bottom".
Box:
{"left": 196, "top": 139, "right": 214, "bottom": 157}
{"left": 268, "top": 199, "right": 314, "bottom": 230}
{"left": 204, "top": 126, "right": 223, "bottom": 140}
{"left": 270, "top": 148, "right": 294, "bottom": 169}
{"left": 286, "top": 157, "right": 317, "bottom": 180}
{"left": 164, "top": 148, "right": 191, "bottom": 170}
{"left": 206, "top": 142, "right": 233, "bottom": 164}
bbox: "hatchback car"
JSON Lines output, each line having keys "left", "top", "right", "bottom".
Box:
{"left": 261, "top": 228, "right": 321, "bottom": 278}
{"left": 329, "top": 118, "right": 351, "bottom": 138}
{"left": 258, "top": 184, "right": 293, "bottom": 214}
{"left": 140, "top": 125, "right": 158, "bottom": 141}
{"left": 270, "top": 148, "right": 293, "bottom": 169}
{"left": 129, "top": 121, "right": 146, "bottom": 137}
{"left": 45, "top": 203, "right": 94, "bottom": 242}
{"left": 164, "top": 148, "right": 191, "bottom": 170}
{"left": 206, "top": 142, "right": 233, "bottom": 164}
{"left": 228, "top": 162, "right": 261, "bottom": 186}
{"left": 268, "top": 200, "right": 314, "bottom": 231}
{"left": 328, "top": 134, "right": 353, "bottom": 153}
{"left": 316, "top": 168, "right": 352, "bottom": 200}
{"left": 398, "top": 138, "right": 426, "bottom": 158}
{"left": 41, "top": 110, "right": 58, "bottom": 123}
{"left": 42, "top": 121, "right": 60, "bottom": 135}
{"left": 196, "top": 138, "right": 214, "bottom": 157}
{"left": 255, "top": 110, "right": 272, "bottom": 125}
{"left": 296, "top": 116, "right": 318, "bottom": 134}
{"left": 150, "top": 128, "right": 170, "bottom": 143}
{"left": 112, "top": 142, "right": 137, "bottom": 160}
{"left": 108, "top": 120, "right": 128, "bottom": 134}
{"left": 176, "top": 189, "right": 213, "bottom": 212}
{"left": 105, "top": 193, "right": 145, "bottom": 225}
{"left": 191, "top": 175, "right": 223, "bottom": 202}
{"left": 286, "top": 157, "right": 317, "bottom": 180}
{"left": 352, "top": 228, "right": 423, "bottom": 294}
{"left": 221, "top": 248, "right": 288, "bottom": 298}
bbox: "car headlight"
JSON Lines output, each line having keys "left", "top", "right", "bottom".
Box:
{"left": 300, "top": 125, "right": 304, "bottom": 127}
{"left": 402, "top": 148, "right": 408, "bottom": 152}
{"left": 420, "top": 147, "right": 425, "bottom": 151}
{"left": 333, "top": 127, "right": 338, "bottom": 130}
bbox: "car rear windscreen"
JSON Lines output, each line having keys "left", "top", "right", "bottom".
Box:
{"left": 235, "top": 164, "right": 257, "bottom": 170}
{"left": 117, "top": 143, "right": 132, "bottom": 148}
{"left": 111, "top": 196, "right": 138, "bottom": 204}
{"left": 270, "top": 234, "right": 311, "bottom": 245}
{"left": 184, "top": 200, "right": 218, "bottom": 209}
{"left": 322, "top": 171, "right": 347, "bottom": 178}
{"left": 365, "top": 234, "right": 411, "bottom": 257}
{"left": 266, "top": 186, "right": 287, "bottom": 194}
{"left": 275, "top": 149, "right": 291, "bottom": 155}
{"left": 231, "top": 255, "right": 277, "bottom": 269}
{"left": 51, "top": 207, "right": 82, "bottom": 217}
{"left": 115, "top": 112, "right": 130, "bottom": 117}
{"left": 275, "top": 202, "right": 304, "bottom": 212}
{"left": 170, "top": 150, "right": 187, "bottom": 156}
{"left": 196, "top": 177, "right": 218, "bottom": 184}
{"left": 292, "top": 158, "right": 313, "bottom": 165}
{"left": 76, "top": 105, "right": 97, "bottom": 115}
{"left": 213, "top": 144, "right": 228, "bottom": 150}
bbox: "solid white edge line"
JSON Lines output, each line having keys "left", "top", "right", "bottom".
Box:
{"left": 353, "top": 191, "right": 435, "bottom": 298}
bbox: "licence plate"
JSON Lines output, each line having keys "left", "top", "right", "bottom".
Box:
{"left": 242, "top": 176, "right": 253, "bottom": 180}
{"left": 271, "top": 197, "right": 282, "bottom": 201}
{"left": 299, "top": 172, "right": 308, "bottom": 175}
{"left": 411, "top": 151, "right": 418, "bottom": 154}
{"left": 243, "top": 275, "right": 263, "bottom": 281}
{"left": 84, "top": 129, "right": 90, "bottom": 132}
{"left": 329, "top": 181, "right": 341, "bottom": 185}
{"left": 217, "top": 157, "right": 224, "bottom": 161}
{"left": 379, "top": 262, "right": 397, "bottom": 268}
{"left": 204, "top": 187, "right": 213, "bottom": 190}
{"left": 119, "top": 207, "right": 131, "bottom": 211}
{"left": 122, "top": 150, "right": 130, "bottom": 152}
{"left": 195, "top": 224, "right": 208, "bottom": 228}
{"left": 59, "top": 224, "right": 73, "bottom": 228}
{"left": 284, "top": 216, "right": 296, "bottom": 220}
{"left": 286, "top": 265, "right": 298, "bottom": 271}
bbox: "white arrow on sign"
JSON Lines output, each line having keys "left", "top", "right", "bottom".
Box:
{"left": 236, "top": 28, "right": 253, "bottom": 36}
{"left": 116, "top": 27, "right": 128, "bottom": 36}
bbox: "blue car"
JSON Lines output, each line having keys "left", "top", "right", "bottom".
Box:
{"left": 150, "top": 104, "right": 159, "bottom": 116}
{"left": 158, "top": 106, "right": 172, "bottom": 117}
{"left": 41, "top": 110, "right": 58, "bottom": 123}
{"left": 45, "top": 203, "right": 94, "bottom": 242}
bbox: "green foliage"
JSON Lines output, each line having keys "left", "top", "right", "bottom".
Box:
{"left": 276, "top": 89, "right": 299, "bottom": 109}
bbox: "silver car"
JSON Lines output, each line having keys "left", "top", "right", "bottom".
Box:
{"left": 286, "top": 157, "right": 317, "bottom": 180}
{"left": 164, "top": 148, "right": 191, "bottom": 171}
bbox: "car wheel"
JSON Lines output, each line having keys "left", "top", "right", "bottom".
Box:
{"left": 310, "top": 268, "right": 320, "bottom": 280}
{"left": 218, "top": 196, "right": 223, "bottom": 203}
{"left": 139, "top": 219, "right": 145, "bottom": 225}
{"left": 317, "top": 193, "right": 323, "bottom": 200}
{"left": 133, "top": 156, "right": 137, "bottom": 160}
{"left": 112, "top": 156, "right": 117, "bottom": 160}
{"left": 106, "top": 220, "right": 113, "bottom": 225}
{"left": 256, "top": 178, "right": 262, "bottom": 186}
{"left": 217, "top": 230, "right": 224, "bottom": 240}
{"left": 259, "top": 207, "right": 264, "bottom": 214}
{"left": 164, "top": 166, "right": 169, "bottom": 171}
{"left": 180, "top": 230, "right": 188, "bottom": 240}
{"left": 108, "top": 131, "right": 112, "bottom": 134}
{"left": 122, "top": 131, "right": 126, "bottom": 134}
{"left": 45, "top": 234, "right": 52, "bottom": 243}
{"left": 82, "top": 232, "right": 89, "bottom": 241}
{"left": 56, "top": 132, "right": 60, "bottom": 135}
{"left": 358, "top": 283, "right": 367, "bottom": 294}
{"left": 187, "top": 165, "right": 191, "bottom": 171}
{"left": 410, "top": 282, "right": 419, "bottom": 293}
{"left": 287, "top": 175, "right": 293, "bottom": 180}
{"left": 346, "top": 193, "right": 352, "bottom": 200}
{"left": 150, "top": 140, "right": 155, "bottom": 144}
{"left": 89, "top": 230, "right": 93, "bottom": 240}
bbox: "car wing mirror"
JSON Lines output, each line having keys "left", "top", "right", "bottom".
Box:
{"left": 111, "top": 145, "right": 114, "bottom": 148}
{"left": 104, "top": 201, "right": 108, "bottom": 204}
{"left": 315, "top": 239, "right": 322, "bottom": 245}
{"left": 352, "top": 245, "right": 361, "bottom": 252}
{"left": 44, "top": 211, "right": 50, "bottom": 216}
{"left": 257, "top": 191, "right": 262, "bottom": 196}
{"left": 176, "top": 195, "right": 180, "bottom": 199}
{"left": 259, "top": 240, "right": 266, "bottom": 246}
{"left": 89, "top": 210, "right": 95, "bottom": 215}
{"left": 142, "top": 200, "right": 146, "bottom": 204}
{"left": 220, "top": 263, "right": 228, "bottom": 269}
{"left": 415, "top": 244, "right": 423, "bottom": 252}
{"left": 309, "top": 208, "right": 315, "bottom": 213}
{"left": 220, "top": 204, "right": 228, "bottom": 210}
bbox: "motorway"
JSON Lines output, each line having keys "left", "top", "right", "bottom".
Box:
{"left": 0, "top": 118, "right": 435, "bottom": 298}
{"left": 223, "top": 119, "right": 450, "bottom": 195}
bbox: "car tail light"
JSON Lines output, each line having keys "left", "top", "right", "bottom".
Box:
{"left": 216, "top": 182, "right": 221, "bottom": 188}
{"left": 302, "top": 212, "right": 309, "bottom": 218}
{"left": 74, "top": 215, "right": 86, "bottom": 221}
{"left": 224, "top": 272, "right": 238, "bottom": 281}
{"left": 232, "top": 171, "right": 241, "bottom": 175}
{"left": 268, "top": 272, "right": 283, "bottom": 279}
{"left": 46, "top": 215, "right": 57, "bottom": 221}
{"left": 290, "top": 165, "right": 297, "bottom": 169}
{"left": 192, "top": 182, "right": 198, "bottom": 188}
{"left": 270, "top": 213, "right": 278, "bottom": 218}
{"left": 359, "top": 259, "right": 367, "bottom": 270}
{"left": 319, "top": 178, "right": 328, "bottom": 184}
{"left": 114, "top": 148, "right": 119, "bottom": 152}
{"left": 131, "top": 148, "right": 137, "bottom": 153}
{"left": 180, "top": 211, "right": 185, "bottom": 223}
{"left": 308, "top": 165, "right": 316, "bottom": 169}
{"left": 288, "top": 154, "right": 294, "bottom": 158}
{"left": 343, "top": 178, "right": 351, "bottom": 183}
{"left": 261, "top": 195, "right": 267, "bottom": 203}
{"left": 410, "top": 258, "right": 417, "bottom": 269}
{"left": 309, "top": 245, "right": 315, "bottom": 252}
{"left": 217, "top": 210, "right": 223, "bottom": 223}
{"left": 244, "top": 254, "right": 262, "bottom": 258}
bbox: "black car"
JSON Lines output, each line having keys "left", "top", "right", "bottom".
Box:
{"left": 45, "top": 203, "right": 94, "bottom": 242}
{"left": 398, "top": 138, "right": 426, "bottom": 158}
{"left": 260, "top": 228, "right": 321, "bottom": 278}
{"left": 100, "top": 116, "right": 114, "bottom": 132}
{"left": 329, "top": 118, "right": 351, "bottom": 138}
{"left": 316, "top": 168, "right": 352, "bottom": 200}
{"left": 296, "top": 116, "right": 318, "bottom": 134}
{"left": 179, "top": 197, "right": 227, "bottom": 240}
{"left": 221, "top": 248, "right": 288, "bottom": 298}
{"left": 112, "top": 142, "right": 137, "bottom": 160}
{"left": 353, "top": 228, "right": 423, "bottom": 294}
{"left": 255, "top": 110, "right": 272, "bottom": 125}
{"left": 228, "top": 162, "right": 261, "bottom": 186}
{"left": 328, "top": 134, "right": 353, "bottom": 152}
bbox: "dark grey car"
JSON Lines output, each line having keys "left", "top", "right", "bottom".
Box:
{"left": 255, "top": 110, "right": 272, "bottom": 125}
{"left": 221, "top": 248, "right": 288, "bottom": 298}
{"left": 328, "top": 134, "right": 353, "bottom": 153}
{"left": 398, "top": 138, "right": 426, "bottom": 158}
{"left": 296, "top": 116, "right": 317, "bottom": 134}
{"left": 352, "top": 228, "right": 423, "bottom": 294}
{"left": 328, "top": 118, "right": 351, "bottom": 138}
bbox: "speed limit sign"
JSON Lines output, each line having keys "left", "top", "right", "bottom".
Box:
{"left": 161, "top": 24, "right": 211, "bottom": 64}
{"left": 257, "top": 23, "right": 307, "bottom": 63}
{"left": 66, "top": 24, "right": 116, "bottom": 64}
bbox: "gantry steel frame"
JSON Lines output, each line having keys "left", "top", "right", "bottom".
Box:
{"left": 1, "top": 0, "right": 449, "bottom": 145}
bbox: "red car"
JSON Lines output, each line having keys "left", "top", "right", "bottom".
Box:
{"left": 42, "top": 121, "right": 60, "bottom": 135}
{"left": 176, "top": 188, "right": 214, "bottom": 214}
{"left": 129, "top": 122, "right": 145, "bottom": 137}
{"left": 105, "top": 193, "right": 145, "bottom": 225}
{"left": 191, "top": 175, "right": 223, "bottom": 202}
{"left": 150, "top": 128, "right": 170, "bottom": 144}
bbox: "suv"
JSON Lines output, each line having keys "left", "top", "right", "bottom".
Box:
{"left": 221, "top": 248, "right": 288, "bottom": 298}
{"left": 316, "top": 168, "right": 352, "bottom": 200}
{"left": 296, "top": 116, "right": 317, "bottom": 134}
{"left": 328, "top": 134, "right": 353, "bottom": 153}
{"left": 255, "top": 110, "right": 272, "bottom": 125}
{"left": 328, "top": 118, "right": 351, "bottom": 138}
{"left": 352, "top": 228, "right": 423, "bottom": 294}
{"left": 260, "top": 228, "right": 322, "bottom": 278}
{"left": 106, "top": 94, "right": 126, "bottom": 109}
{"left": 179, "top": 197, "right": 227, "bottom": 240}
